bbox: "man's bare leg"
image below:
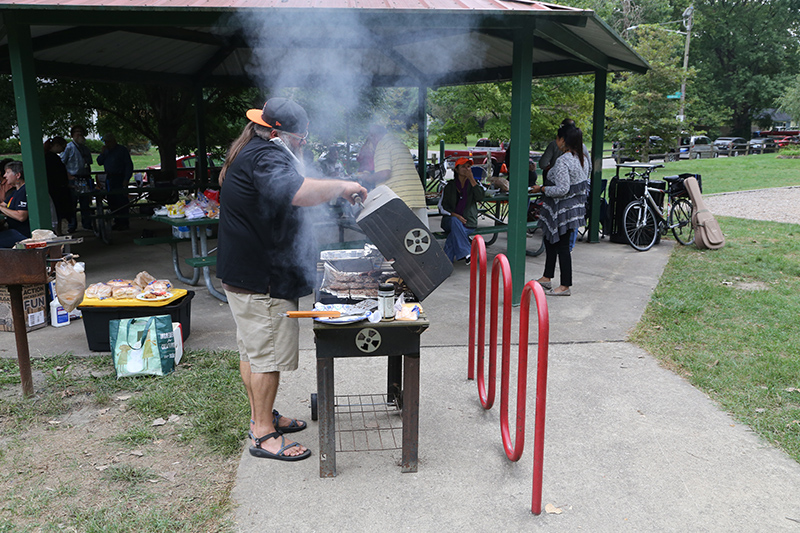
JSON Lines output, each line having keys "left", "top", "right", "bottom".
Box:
{"left": 240, "top": 361, "right": 255, "bottom": 435}
{"left": 241, "top": 361, "right": 306, "bottom": 438}
{"left": 249, "top": 371, "right": 307, "bottom": 457}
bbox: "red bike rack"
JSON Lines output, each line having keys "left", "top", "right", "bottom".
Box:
{"left": 490, "top": 254, "right": 513, "bottom": 414}
{"left": 467, "top": 243, "right": 551, "bottom": 515}
{"left": 468, "top": 236, "right": 494, "bottom": 408}
{"left": 519, "top": 280, "right": 550, "bottom": 515}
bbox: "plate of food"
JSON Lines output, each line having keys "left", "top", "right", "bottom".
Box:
{"left": 167, "top": 213, "right": 184, "bottom": 219}
{"left": 136, "top": 292, "right": 174, "bottom": 302}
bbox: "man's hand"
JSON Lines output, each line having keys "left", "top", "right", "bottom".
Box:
{"left": 342, "top": 182, "right": 368, "bottom": 205}
{"left": 454, "top": 213, "right": 467, "bottom": 225}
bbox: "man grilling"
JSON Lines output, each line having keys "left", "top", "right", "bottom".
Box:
{"left": 217, "top": 98, "right": 367, "bottom": 461}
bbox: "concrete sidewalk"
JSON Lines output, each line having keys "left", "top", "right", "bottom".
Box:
{"left": 229, "top": 234, "right": 800, "bottom": 532}
{"left": 8, "top": 225, "right": 800, "bottom": 531}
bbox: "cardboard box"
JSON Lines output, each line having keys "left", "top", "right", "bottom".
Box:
{"left": 0, "top": 284, "right": 47, "bottom": 332}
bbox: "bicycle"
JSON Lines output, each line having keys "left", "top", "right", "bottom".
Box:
{"left": 620, "top": 164, "right": 694, "bottom": 251}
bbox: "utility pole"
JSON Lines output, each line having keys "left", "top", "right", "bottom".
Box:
{"left": 677, "top": 5, "right": 694, "bottom": 124}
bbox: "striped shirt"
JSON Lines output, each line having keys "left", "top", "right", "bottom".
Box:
{"left": 373, "top": 134, "right": 426, "bottom": 209}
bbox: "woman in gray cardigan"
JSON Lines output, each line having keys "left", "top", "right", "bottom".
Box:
{"left": 530, "top": 125, "right": 589, "bottom": 296}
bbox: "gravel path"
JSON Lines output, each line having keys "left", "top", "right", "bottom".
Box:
{"left": 704, "top": 186, "right": 800, "bottom": 225}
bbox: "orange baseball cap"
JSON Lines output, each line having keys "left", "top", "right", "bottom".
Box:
{"left": 246, "top": 97, "right": 309, "bottom": 134}
{"left": 454, "top": 157, "right": 473, "bottom": 168}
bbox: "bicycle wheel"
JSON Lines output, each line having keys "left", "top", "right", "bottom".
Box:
{"left": 669, "top": 197, "right": 694, "bottom": 245}
{"left": 623, "top": 200, "right": 657, "bottom": 251}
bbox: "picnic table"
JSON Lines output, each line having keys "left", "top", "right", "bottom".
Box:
{"left": 426, "top": 190, "right": 545, "bottom": 256}
{"left": 148, "top": 215, "right": 226, "bottom": 302}
{"left": 79, "top": 184, "right": 204, "bottom": 244}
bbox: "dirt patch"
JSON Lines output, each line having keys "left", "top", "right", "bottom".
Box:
{"left": 0, "top": 382, "right": 240, "bottom": 530}
{"left": 734, "top": 281, "right": 770, "bottom": 291}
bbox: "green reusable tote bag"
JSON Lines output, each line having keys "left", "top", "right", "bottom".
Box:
{"left": 109, "top": 315, "right": 176, "bottom": 377}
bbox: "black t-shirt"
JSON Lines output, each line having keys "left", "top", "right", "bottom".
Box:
{"left": 217, "top": 137, "right": 316, "bottom": 299}
{"left": 7, "top": 184, "right": 30, "bottom": 237}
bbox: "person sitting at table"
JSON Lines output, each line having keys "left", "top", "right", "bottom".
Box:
{"left": 0, "top": 161, "right": 31, "bottom": 248}
{"left": 440, "top": 157, "right": 485, "bottom": 264}
{"left": 97, "top": 133, "right": 134, "bottom": 231}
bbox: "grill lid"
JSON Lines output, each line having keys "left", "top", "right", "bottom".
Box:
{"left": 356, "top": 186, "right": 452, "bottom": 301}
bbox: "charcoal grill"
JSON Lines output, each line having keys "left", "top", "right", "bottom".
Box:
{"left": 311, "top": 189, "right": 448, "bottom": 477}
{"left": 313, "top": 315, "right": 429, "bottom": 477}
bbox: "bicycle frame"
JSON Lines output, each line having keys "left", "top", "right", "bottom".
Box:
{"left": 624, "top": 167, "right": 680, "bottom": 233}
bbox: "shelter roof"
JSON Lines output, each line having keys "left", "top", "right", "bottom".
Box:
{"left": 0, "top": 0, "right": 647, "bottom": 88}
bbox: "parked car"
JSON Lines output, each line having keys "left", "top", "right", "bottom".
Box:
{"left": 776, "top": 136, "right": 800, "bottom": 148}
{"left": 748, "top": 138, "right": 778, "bottom": 154}
{"left": 613, "top": 136, "right": 675, "bottom": 163}
{"left": 679, "top": 135, "right": 718, "bottom": 159}
{"left": 713, "top": 137, "right": 748, "bottom": 156}
{"left": 145, "top": 154, "right": 223, "bottom": 184}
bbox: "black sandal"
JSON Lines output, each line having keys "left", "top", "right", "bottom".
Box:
{"left": 249, "top": 431, "right": 311, "bottom": 461}
{"left": 272, "top": 409, "right": 307, "bottom": 434}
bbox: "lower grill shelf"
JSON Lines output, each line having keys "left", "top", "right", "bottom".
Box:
{"left": 333, "top": 393, "right": 403, "bottom": 452}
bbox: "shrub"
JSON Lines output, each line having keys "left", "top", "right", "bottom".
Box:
{"left": 0, "top": 137, "right": 22, "bottom": 154}
{"left": 85, "top": 139, "right": 104, "bottom": 153}
{"left": 779, "top": 146, "right": 800, "bottom": 157}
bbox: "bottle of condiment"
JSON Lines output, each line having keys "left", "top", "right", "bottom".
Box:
{"left": 378, "top": 283, "right": 395, "bottom": 321}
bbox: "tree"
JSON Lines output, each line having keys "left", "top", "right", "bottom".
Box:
{"left": 607, "top": 25, "right": 686, "bottom": 159}
{"left": 39, "top": 80, "right": 258, "bottom": 176}
{"left": 691, "top": 0, "right": 800, "bottom": 136}
{"left": 427, "top": 78, "right": 594, "bottom": 149}
{"left": 777, "top": 74, "right": 800, "bottom": 125}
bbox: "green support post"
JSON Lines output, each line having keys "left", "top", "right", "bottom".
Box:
{"left": 589, "top": 70, "right": 607, "bottom": 243}
{"left": 6, "top": 18, "right": 50, "bottom": 233}
{"left": 508, "top": 27, "right": 534, "bottom": 305}
{"left": 417, "top": 85, "right": 427, "bottom": 185}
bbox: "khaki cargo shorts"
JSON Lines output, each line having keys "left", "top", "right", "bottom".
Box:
{"left": 226, "top": 291, "right": 299, "bottom": 373}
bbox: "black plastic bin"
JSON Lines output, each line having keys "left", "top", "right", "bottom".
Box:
{"left": 79, "top": 291, "right": 194, "bottom": 352}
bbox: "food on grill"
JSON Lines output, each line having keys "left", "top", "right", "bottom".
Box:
{"left": 319, "top": 262, "right": 398, "bottom": 300}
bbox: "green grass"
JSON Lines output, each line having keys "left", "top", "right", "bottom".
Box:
{"left": 630, "top": 216, "right": 800, "bottom": 461}
{"left": 0, "top": 349, "right": 245, "bottom": 532}
{"left": 602, "top": 153, "right": 800, "bottom": 194}
{"left": 0, "top": 349, "right": 248, "bottom": 455}
{"left": 2, "top": 149, "right": 163, "bottom": 174}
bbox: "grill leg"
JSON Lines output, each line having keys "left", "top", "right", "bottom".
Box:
{"left": 387, "top": 355, "right": 402, "bottom": 408}
{"left": 317, "top": 357, "right": 336, "bottom": 477}
{"left": 401, "top": 354, "right": 420, "bottom": 473}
